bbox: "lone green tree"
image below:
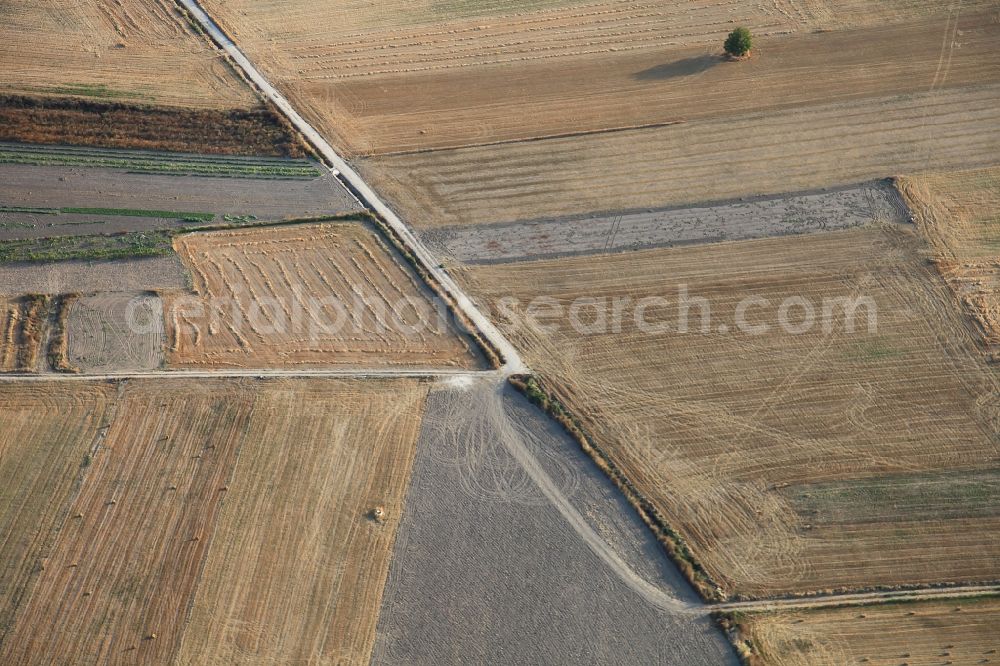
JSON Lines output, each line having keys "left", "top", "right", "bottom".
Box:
{"left": 724, "top": 27, "right": 753, "bottom": 58}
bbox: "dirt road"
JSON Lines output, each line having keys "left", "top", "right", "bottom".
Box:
{"left": 176, "top": 0, "right": 525, "bottom": 376}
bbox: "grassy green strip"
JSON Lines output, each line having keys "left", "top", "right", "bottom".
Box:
{"left": 0, "top": 151, "right": 319, "bottom": 179}
{"left": 0, "top": 230, "right": 173, "bottom": 264}
{"left": 0, "top": 212, "right": 374, "bottom": 265}
{"left": 60, "top": 207, "right": 214, "bottom": 221}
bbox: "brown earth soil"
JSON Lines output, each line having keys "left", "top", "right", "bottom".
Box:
{"left": 67, "top": 293, "right": 166, "bottom": 373}
{"left": 0, "top": 257, "right": 188, "bottom": 297}
{"left": 0, "top": 96, "right": 307, "bottom": 158}
{"left": 0, "top": 161, "right": 358, "bottom": 242}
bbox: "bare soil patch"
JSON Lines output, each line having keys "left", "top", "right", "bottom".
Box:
{"left": 0, "top": 256, "right": 188, "bottom": 297}
{"left": 165, "top": 222, "right": 483, "bottom": 369}
{"left": 735, "top": 596, "right": 1000, "bottom": 665}
{"left": 67, "top": 293, "right": 165, "bottom": 373}
{"left": 0, "top": 96, "right": 307, "bottom": 158}
{"left": 458, "top": 226, "right": 1000, "bottom": 598}
{"left": 0, "top": 159, "right": 358, "bottom": 242}
{"left": 425, "top": 181, "right": 906, "bottom": 264}
{"left": 372, "top": 380, "right": 737, "bottom": 665}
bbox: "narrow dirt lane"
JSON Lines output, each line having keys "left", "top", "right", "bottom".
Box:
{"left": 175, "top": 0, "right": 526, "bottom": 376}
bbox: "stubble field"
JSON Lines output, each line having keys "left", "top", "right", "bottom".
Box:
{"left": 362, "top": 82, "right": 1000, "bottom": 228}
{"left": 201, "top": 0, "right": 997, "bottom": 154}
{"left": 308, "top": 12, "right": 1000, "bottom": 155}
{"left": 165, "top": 222, "right": 482, "bottom": 369}
{"left": 459, "top": 225, "right": 1000, "bottom": 598}
{"left": 734, "top": 597, "right": 1000, "bottom": 665}
{"left": 899, "top": 166, "right": 1000, "bottom": 354}
{"left": 0, "top": 0, "right": 252, "bottom": 110}
{"left": 0, "top": 383, "right": 115, "bottom": 643}
{"left": 0, "top": 378, "right": 429, "bottom": 665}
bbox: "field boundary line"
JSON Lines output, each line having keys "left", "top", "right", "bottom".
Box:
{"left": 0, "top": 369, "right": 497, "bottom": 382}
{"left": 174, "top": 0, "right": 525, "bottom": 377}
{"left": 711, "top": 584, "right": 1000, "bottom": 613}
{"left": 373, "top": 119, "right": 688, "bottom": 158}
{"left": 509, "top": 374, "right": 725, "bottom": 601}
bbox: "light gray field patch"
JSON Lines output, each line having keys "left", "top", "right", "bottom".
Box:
{"left": 426, "top": 181, "right": 910, "bottom": 264}
{"left": 371, "top": 381, "right": 736, "bottom": 665}
{"left": 67, "top": 292, "right": 165, "bottom": 373}
{"left": 0, "top": 256, "right": 188, "bottom": 296}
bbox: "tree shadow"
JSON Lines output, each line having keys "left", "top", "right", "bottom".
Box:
{"left": 634, "top": 54, "right": 722, "bottom": 81}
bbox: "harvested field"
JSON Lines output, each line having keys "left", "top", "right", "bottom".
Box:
{"left": 0, "top": 378, "right": 427, "bottom": 665}
{"left": 458, "top": 226, "right": 1000, "bottom": 598}
{"left": 0, "top": 382, "right": 115, "bottom": 642}
{"left": 425, "top": 181, "right": 906, "bottom": 264}
{"left": 0, "top": 96, "right": 306, "bottom": 158}
{"left": 67, "top": 293, "right": 165, "bottom": 373}
{"left": 0, "top": 256, "right": 188, "bottom": 297}
{"left": 176, "top": 379, "right": 427, "bottom": 665}
{"left": 0, "top": 1, "right": 252, "bottom": 110}
{"left": 0, "top": 296, "right": 48, "bottom": 373}
{"left": 361, "top": 83, "right": 1000, "bottom": 227}
{"left": 734, "top": 596, "right": 1000, "bottom": 665}
{"left": 373, "top": 380, "right": 737, "bottom": 665}
{"left": 201, "top": 0, "right": 996, "bottom": 154}
{"left": 0, "top": 380, "right": 256, "bottom": 665}
{"left": 309, "top": 13, "right": 1000, "bottom": 154}
{"left": 899, "top": 166, "right": 1000, "bottom": 354}
{"left": 166, "top": 222, "right": 483, "bottom": 369}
